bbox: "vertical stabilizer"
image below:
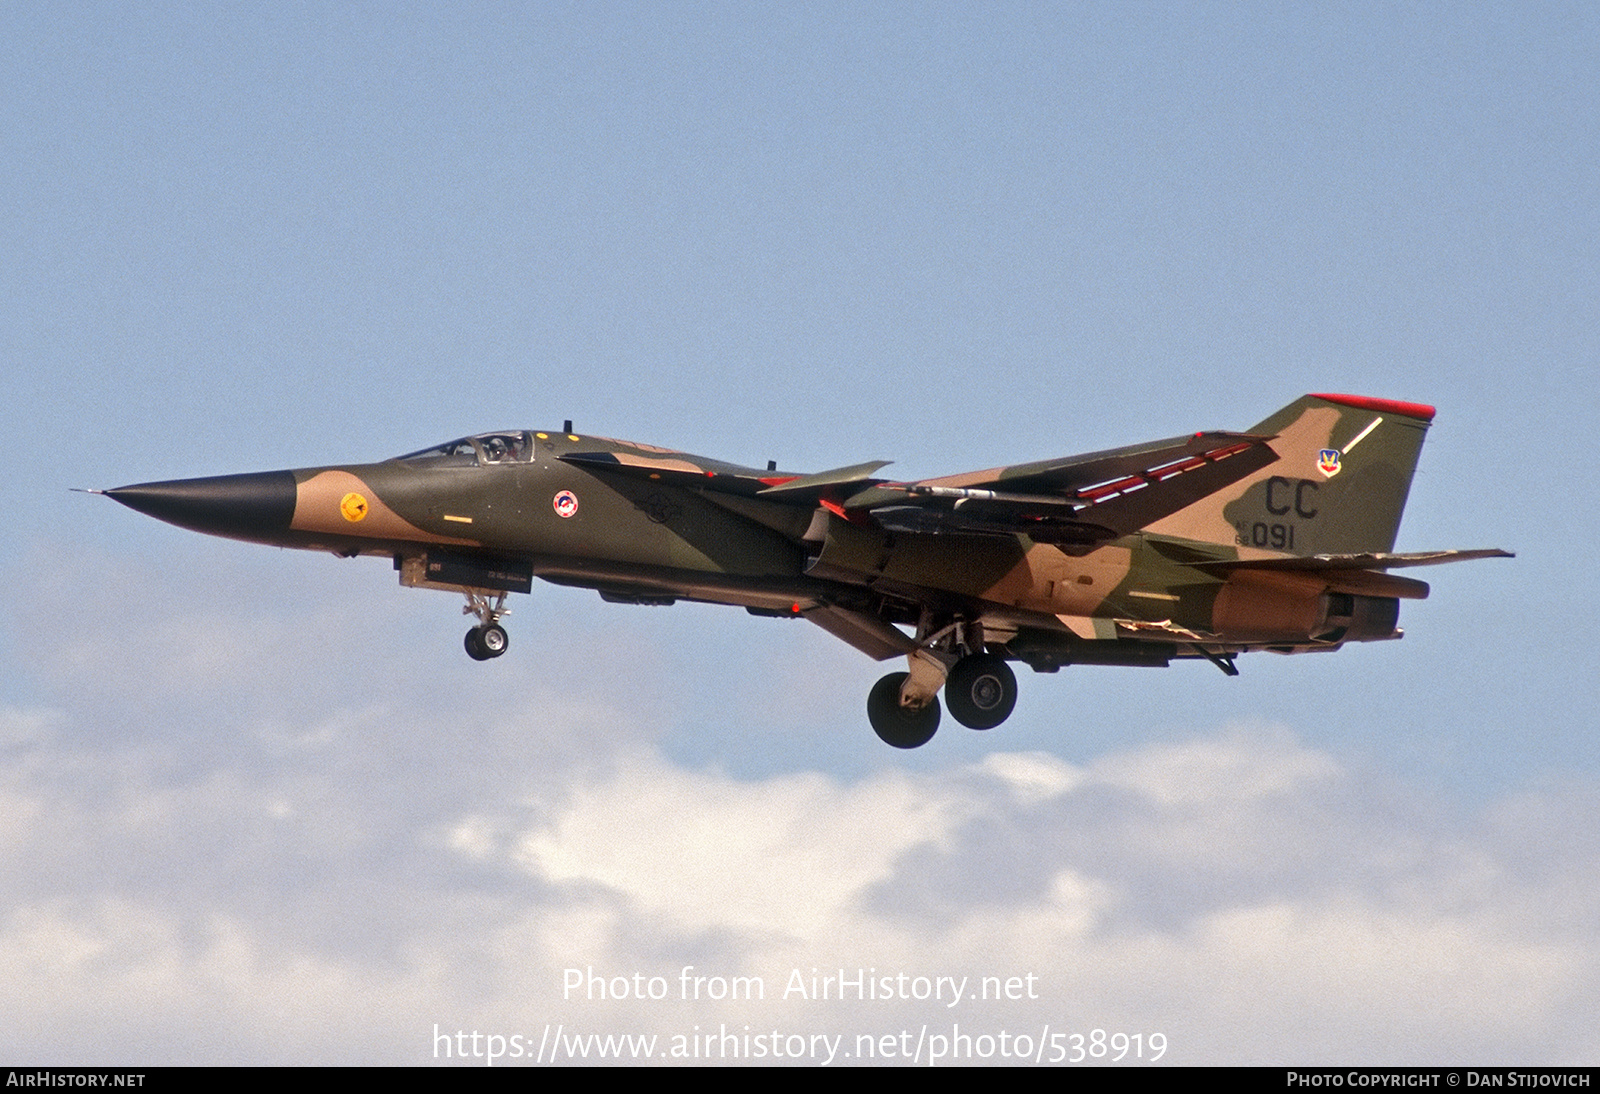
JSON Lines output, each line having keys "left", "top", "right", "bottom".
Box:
{"left": 1143, "top": 394, "right": 1434, "bottom": 556}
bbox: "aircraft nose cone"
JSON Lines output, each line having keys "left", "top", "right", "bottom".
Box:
{"left": 106, "top": 471, "right": 297, "bottom": 541}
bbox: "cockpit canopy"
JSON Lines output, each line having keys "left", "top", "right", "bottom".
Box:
{"left": 396, "top": 431, "right": 532, "bottom": 466}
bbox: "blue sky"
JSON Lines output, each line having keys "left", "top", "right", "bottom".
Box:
{"left": 2, "top": 2, "right": 1596, "bottom": 1065}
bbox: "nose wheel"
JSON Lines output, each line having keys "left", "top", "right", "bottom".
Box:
{"left": 465, "top": 622, "right": 509, "bottom": 661}
{"left": 462, "top": 590, "right": 510, "bottom": 660}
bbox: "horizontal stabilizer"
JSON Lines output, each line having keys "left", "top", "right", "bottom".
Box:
{"left": 1197, "top": 547, "right": 1514, "bottom": 600}
{"left": 1199, "top": 548, "right": 1514, "bottom": 573}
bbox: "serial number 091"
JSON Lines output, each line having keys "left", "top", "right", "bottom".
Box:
{"left": 1236, "top": 521, "right": 1297, "bottom": 550}
{"left": 1064, "top": 1030, "right": 1166, "bottom": 1063}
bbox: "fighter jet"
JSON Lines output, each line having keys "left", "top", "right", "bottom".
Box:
{"left": 96, "top": 394, "right": 1510, "bottom": 748}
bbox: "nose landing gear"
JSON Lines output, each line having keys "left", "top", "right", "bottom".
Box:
{"left": 462, "top": 590, "right": 510, "bottom": 661}
{"left": 465, "top": 622, "right": 509, "bottom": 660}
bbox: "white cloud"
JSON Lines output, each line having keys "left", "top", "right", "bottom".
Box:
{"left": 1089, "top": 724, "right": 1340, "bottom": 806}
{"left": 977, "top": 751, "right": 1083, "bottom": 804}
{"left": 0, "top": 706, "right": 59, "bottom": 747}
{"left": 514, "top": 756, "right": 965, "bottom": 940}
{"left": 0, "top": 685, "right": 1595, "bottom": 1065}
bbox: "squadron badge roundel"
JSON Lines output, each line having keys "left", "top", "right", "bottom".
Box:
{"left": 339, "top": 492, "right": 369, "bottom": 522}
{"left": 552, "top": 490, "right": 579, "bottom": 519}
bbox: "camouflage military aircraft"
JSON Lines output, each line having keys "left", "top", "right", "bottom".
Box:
{"left": 97, "top": 394, "right": 1509, "bottom": 748}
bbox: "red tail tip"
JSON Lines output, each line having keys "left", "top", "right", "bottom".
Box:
{"left": 1312, "top": 393, "right": 1436, "bottom": 421}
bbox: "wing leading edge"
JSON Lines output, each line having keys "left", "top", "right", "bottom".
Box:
{"left": 838, "top": 432, "right": 1279, "bottom": 544}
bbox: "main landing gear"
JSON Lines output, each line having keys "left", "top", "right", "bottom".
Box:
{"left": 462, "top": 590, "right": 510, "bottom": 661}
{"left": 867, "top": 672, "right": 941, "bottom": 749}
{"left": 945, "top": 653, "right": 1018, "bottom": 731}
{"left": 866, "top": 619, "right": 1019, "bottom": 748}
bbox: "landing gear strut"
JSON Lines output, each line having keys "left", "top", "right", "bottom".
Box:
{"left": 462, "top": 590, "right": 510, "bottom": 661}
